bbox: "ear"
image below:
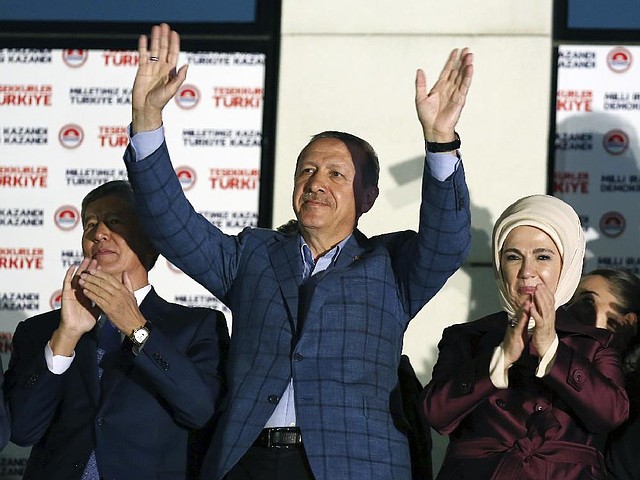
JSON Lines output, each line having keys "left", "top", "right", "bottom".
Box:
{"left": 360, "top": 186, "right": 379, "bottom": 215}
{"left": 624, "top": 312, "right": 638, "bottom": 326}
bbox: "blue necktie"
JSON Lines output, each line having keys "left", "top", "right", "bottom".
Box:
{"left": 83, "top": 316, "right": 121, "bottom": 480}
{"left": 96, "top": 316, "right": 120, "bottom": 379}
{"left": 82, "top": 451, "right": 100, "bottom": 480}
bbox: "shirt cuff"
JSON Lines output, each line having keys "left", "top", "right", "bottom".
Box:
{"left": 425, "top": 150, "right": 461, "bottom": 182}
{"left": 535, "top": 334, "right": 559, "bottom": 378}
{"left": 45, "top": 341, "right": 75, "bottom": 375}
{"left": 128, "top": 124, "right": 164, "bottom": 161}
{"left": 489, "top": 344, "right": 509, "bottom": 389}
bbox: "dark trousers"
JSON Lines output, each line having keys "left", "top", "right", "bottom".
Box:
{"left": 224, "top": 444, "right": 315, "bottom": 480}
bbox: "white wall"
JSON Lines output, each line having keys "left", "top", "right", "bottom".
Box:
{"left": 274, "top": 0, "right": 553, "bottom": 471}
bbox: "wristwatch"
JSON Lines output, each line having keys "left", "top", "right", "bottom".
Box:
{"left": 426, "top": 131, "right": 461, "bottom": 153}
{"left": 129, "top": 324, "right": 150, "bottom": 348}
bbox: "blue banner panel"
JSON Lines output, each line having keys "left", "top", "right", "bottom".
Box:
{"left": 569, "top": 0, "right": 640, "bottom": 30}
{"left": 0, "top": 0, "right": 256, "bottom": 23}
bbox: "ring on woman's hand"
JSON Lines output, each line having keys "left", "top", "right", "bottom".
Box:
{"left": 509, "top": 318, "right": 518, "bottom": 328}
{"left": 149, "top": 56, "right": 159, "bottom": 62}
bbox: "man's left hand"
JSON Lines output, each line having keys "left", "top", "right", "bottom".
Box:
{"left": 415, "top": 48, "right": 474, "bottom": 143}
{"left": 79, "top": 261, "right": 147, "bottom": 335}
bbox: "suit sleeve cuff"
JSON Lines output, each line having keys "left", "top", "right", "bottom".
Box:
{"left": 489, "top": 343, "right": 509, "bottom": 389}
{"left": 536, "top": 334, "right": 559, "bottom": 377}
{"left": 425, "top": 150, "right": 461, "bottom": 182}
{"left": 128, "top": 124, "right": 165, "bottom": 161}
{"left": 45, "top": 341, "right": 75, "bottom": 375}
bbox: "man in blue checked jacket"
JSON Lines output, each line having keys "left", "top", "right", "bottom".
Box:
{"left": 124, "top": 23, "right": 473, "bottom": 480}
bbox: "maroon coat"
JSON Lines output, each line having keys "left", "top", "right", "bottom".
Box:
{"left": 423, "top": 309, "right": 629, "bottom": 480}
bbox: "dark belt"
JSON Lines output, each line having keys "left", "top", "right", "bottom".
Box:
{"left": 253, "top": 427, "right": 303, "bottom": 449}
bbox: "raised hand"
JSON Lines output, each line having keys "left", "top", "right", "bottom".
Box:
{"left": 132, "top": 23, "right": 188, "bottom": 134}
{"left": 415, "top": 48, "right": 474, "bottom": 143}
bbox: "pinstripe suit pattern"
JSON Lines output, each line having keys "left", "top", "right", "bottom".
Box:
{"left": 124, "top": 141, "right": 471, "bottom": 480}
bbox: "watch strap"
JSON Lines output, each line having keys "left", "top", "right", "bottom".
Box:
{"left": 426, "top": 132, "right": 461, "bottom": 153}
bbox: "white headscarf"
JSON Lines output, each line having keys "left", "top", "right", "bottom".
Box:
{"left": 492, "top": 194, "right": 585, "bottom": 318}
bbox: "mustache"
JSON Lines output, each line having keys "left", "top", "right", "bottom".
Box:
{"left": 301, "top": 192, "right": 330, "bottom": 205}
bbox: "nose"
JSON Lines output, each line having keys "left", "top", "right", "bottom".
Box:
{"left": 93, "top": 221, "right": 111, "bottom": 241}
{"left": 518, "top": 257, "right": 533, "bottom": 279}
{"left": 305, "top": 171, "right": 326, "bottom": 193}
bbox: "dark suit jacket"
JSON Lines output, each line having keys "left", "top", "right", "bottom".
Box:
{"left": 4, "top": 288, "right": 229, "bottom": 480}
{"left": 605, "top": 414, "right": 640, "bottom": 479}
{"left": 0, "top": 359, "right": 10, "bottom": 452}
{"left": 423, "top": 309, "right": 629, "bottom": 480}
{"left": 124, "top": 141, "right": 471, "bottom": 480}
{"left": 395, "top": 355, "right": 433, "bottom": 480}
{"left": 604, "top": 364, "right": 640, "bottom": 479}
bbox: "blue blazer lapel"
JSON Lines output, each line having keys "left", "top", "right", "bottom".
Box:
{"left": 267, "top": 231, "right": 368, "bottom": 336}
{"left": 137, "top": 287, "right": 167, "bottom": 327}
{"left": 334, "top": 230, "right": 368, "bottom": 270}
{"left": 269, "top": 234, "right": 302, "bottom": 334}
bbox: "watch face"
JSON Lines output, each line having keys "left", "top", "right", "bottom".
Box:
{"left": 133, "top": 328, "right": 149, "bottom": 343}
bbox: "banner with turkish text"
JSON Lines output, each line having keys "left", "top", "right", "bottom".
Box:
{"left": 0, "top": 47, "right": 264, "bottom": 477}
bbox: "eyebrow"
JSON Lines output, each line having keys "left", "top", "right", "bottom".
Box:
{"left": 578, "top": 290, "right": 600, "bottom": 297}
{"left": 577, "top": 289, "right": 599, "bottom": 298}
{"left": 533, "top": 247, "right": 556, "bottom": 254}
{"left": 502, "top": 247, "right": 557, "bottom": 254}
{"left": 82, "top": 210, "right": 127, "bottom": 223}
{"left": 299, "top": 159, "right": 350, "bottom": 167}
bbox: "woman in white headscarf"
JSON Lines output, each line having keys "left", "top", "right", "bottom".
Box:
{"left": 422, "top": 195, "right": 629, "bottom": 480}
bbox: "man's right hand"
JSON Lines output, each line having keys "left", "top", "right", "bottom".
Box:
{"left": 50, "top": 258, "right": 99, "bottom": 356}
{"left": 132, "top": 23, "right": 188, "bottom": 135}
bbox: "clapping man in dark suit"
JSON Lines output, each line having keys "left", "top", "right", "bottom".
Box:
{"left": 4, "top": 180, "right": 229, "bottom": 480}
{"left": 124, "top": 23, "right": 473, "bottom": 480}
